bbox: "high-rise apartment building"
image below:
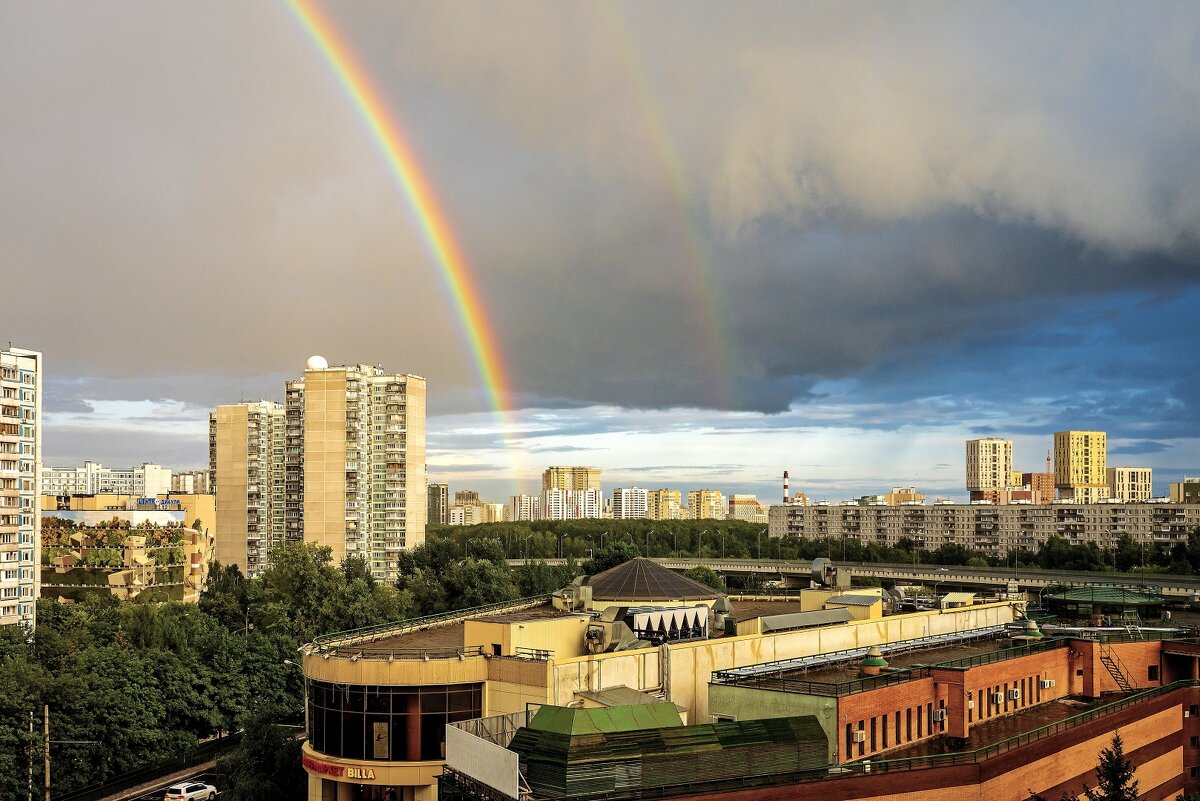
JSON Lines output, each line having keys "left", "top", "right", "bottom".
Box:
{"left": 297, "top": 360, "right": 426, "bottom": 582}
{"left": 0, "top": 347, "right": 40, "bottom": 628}
{"left": 1107, "top": 467, "right": 1152, "bottom": 503}
{"left": 611, "top": 487, "right": 649, "bottom": 519}
{"left": 965, "top": 438, "right": 1013, "bottom": 493}
{"left": 541, "top": 488, "right": 602, "bottom": 520}
{"left": 454, "top": 489, "right": 480, "bottom": 506}
{"left": 209, "top": 401, "right": 286, "bottom": 578}
{"left": 1021, "top": 472, "right": 1055, "bottom": 505}
{"left": 687, "top": 490, "right": 726, "bottom": 520}
{"left": 727, "top": 494, "right": 768, "bottom": 523}
{"left": 508, "top": 493, "right": 540, "bottom": 522}
{"left": 542, "top": 466, "right": 601, "bottom": 492}
{"left": 172, "top": 470, "right": 211, "bottom": 495}
{"left": 647, "top": 489, "right": 682, "bottom": 521}
{"left": 428, "top": 483, "right": 448, "bottom": 525}
{"left": 42, "top": 461, "right": 172, "bottom": 497}
{"left": 1054, "top": 431, "right": 1108, "bottom": 503}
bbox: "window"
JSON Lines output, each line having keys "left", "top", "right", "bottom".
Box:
{"left": 1148, "top": 665, "right": 1159, "bottom": 681}
{"left": 1191, "top": 736, "right": 1199, "bottom": 749}
{"left": 492, "top": 644, "right": 502, "bottom": 656}
{"left": 1076, "top": 669, "right": 1084, "bottom": 677}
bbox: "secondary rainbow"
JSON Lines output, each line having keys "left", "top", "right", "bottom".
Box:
{"left": 284, "top": 0, "right": 514, "bottom": 423}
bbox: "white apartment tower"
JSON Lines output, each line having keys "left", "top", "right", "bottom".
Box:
{"left": 1107, "top": 467, "right": 1153, "bottom": 503}
{"left": 611, "top": 487, "right": 649, "bottom": 519}
{"left": 965, "top": 438, "right": 1013, "bottom": 492}
{"left": 0, "top": 347, "right": 40, "bottom": 628}
{"left": 42, "top": 461, "right": 172, "bottom": 497}
{"left": 508, "top": 494, "right": 540, "bottom": 522}
{"left": 209, "top": 401, "right": 286, "bottom": 578}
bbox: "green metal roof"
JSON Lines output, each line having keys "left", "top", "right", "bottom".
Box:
{"left": 526, "top": 703, "right": 683, "bottom": 735}
{"left": 1044, "top": 587, "right": 1164, "bottom": 605}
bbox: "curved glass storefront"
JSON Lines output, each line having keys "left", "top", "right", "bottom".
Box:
{"left": 307, "top": 681, "right": 483, "bottom": 762}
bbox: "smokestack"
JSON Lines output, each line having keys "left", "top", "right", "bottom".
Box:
{"left": 783, "top": 470, "right": 790, "bottom": 503}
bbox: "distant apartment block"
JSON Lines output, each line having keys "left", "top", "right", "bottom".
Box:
{"left": 42, "top": 461, "right": 172, "bottom": 497}
{"left": 727, "top": 494, "right": 768, "bottom": 523}
{"left": 1021, "top": 471, "right": 1055, "bottom": 505}
{"left": 1054, "top": 430, "right": 1108, "bottom": 503}
{"left": 171, "top": 470, "right": 210, "bottom": 495}
{"left": 647, "top": 489, "right": 682, "bottom": 521}
{"left": 454, "top": 489, "right": 480, "bottom": 506}
{"left": 508, "top": 493, "right": 540, "bottom": 522}
{"left": 427, "top": 483, "right": 448, "bottom": 525}
{"left": 883, "top": 486, "right": 925, "bottom": 505}
{"left": 1107, "top": 467, "right": 1153, "bottom": 503}
{"left": 1171, "top": 478, "right": 1200, "bottom": 504}
{"left": 611, "top": 487, "right": 649, "bottom": 519}
{"left": 0, "top": 347, "right": 40, "bottom": 628}
{"left": 768, "top": 500, "right": 1200, "bottom": 556}
{"left": 542, "top": 466, "right": 601, "bottom": 492}
{"left": 448, "top": 501, "right": 506, "bottom": 526}
{"left": 687, "top": 490, "right": 726, "bottom": 520}
{"left": 965, "top": 438, "right": 1013, "bottom": 493}
{"left": 209, "top": 401, "right": 285, "bottom": 578}
{"left": 542, "top": 488, "right": 602, "bottom": 520}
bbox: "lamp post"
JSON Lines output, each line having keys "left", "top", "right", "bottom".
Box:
{"left": 698, "top": 529, "right": 707, "bottom": 558}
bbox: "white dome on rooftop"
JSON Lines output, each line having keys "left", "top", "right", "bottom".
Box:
{"left": 306, "top": 355, "right": 329, "bottom": 370}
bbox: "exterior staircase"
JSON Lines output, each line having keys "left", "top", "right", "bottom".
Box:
{"left": 1099, "top": 643, "right": 1136, "bottom": 692}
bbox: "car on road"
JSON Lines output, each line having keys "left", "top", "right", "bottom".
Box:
{"left": 164, "top": 782, "right": 216, "bottom": 801}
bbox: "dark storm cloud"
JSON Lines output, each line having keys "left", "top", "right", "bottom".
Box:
{"left": 4, "top": 0, "right": 1200, "bottom": 450}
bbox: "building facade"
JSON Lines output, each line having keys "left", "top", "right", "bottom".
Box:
{"left": 542, "top": 466, "right": 601, "bottom": 492}
{"left": 965, "top": 438, "right": 1013, "bottom": 493}
{"left": 427, "top": 483, "right": 448, "bottom": 526}
{"left": 209, "top": 401, "right": 286, "bottom": 578}
{"left": 507, "top": 494, "right": 539, "bottom": 522}
{"left": 727, "top": 494, "right": 768, "bottom": 523}
{"left": 42, "top": 461, "right": 172, "bottom": 497}
{"left": 171, "top": 470, "right": 210, "bottom": 495}
{"left": 1108, "top": 467, "right": 1153, "bottom": 503}
{"left": 1054, "top": 430, "right": 1109, "bottom": 503}
{"left": 0, "top": 347, "right": 40, "bottom": 628}
{"left": 1171, "top": 478, "right": 1200, "bottom": 504}
{"left": 647, "top": 489, "right": 682, "bottom": 521}
{"left": 541, "top": 488, "right": 602, "bottom": 520}
{"left": 687, "top": 490, "right": 726, "bottom": 520}
{"left": 767, "top": 500, "right": 1200, "bottom": 557}
{"left": 297, "top": 361, "right": 426, "bottom": 583}
{"left": 611, "top": 487, "right": 649, "bottom": 519}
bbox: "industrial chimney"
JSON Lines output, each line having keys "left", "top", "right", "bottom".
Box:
{"left": 783, "top": 470, "right": 790, "bottom": 503}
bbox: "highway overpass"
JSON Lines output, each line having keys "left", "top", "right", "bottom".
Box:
{"left": 507, "top": 557, "right": 1200, "bottom": 600}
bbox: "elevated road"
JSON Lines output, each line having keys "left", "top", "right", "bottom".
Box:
{"left": 507, "top": 557, "right": 1200, "bottom": 600}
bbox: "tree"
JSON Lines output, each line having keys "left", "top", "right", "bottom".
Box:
{"left": 683, "top": 565, "right": 725, "bottom": 591}
{"left": 582, "top": 542, "right": 640, "bottom": 575}
{"left": 1083, "top": 732, "right": 1138, "bottom": 801}
{"left": 214, "top": 707, "right": 306, "bottom": 801}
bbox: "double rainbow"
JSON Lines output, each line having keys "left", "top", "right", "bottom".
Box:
{"left": 285, "top": 0, "right": 513, "bottom": 423}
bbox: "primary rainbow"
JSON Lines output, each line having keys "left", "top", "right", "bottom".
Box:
{"left": 284, "top": 0, "right": 514, "bottom": 424}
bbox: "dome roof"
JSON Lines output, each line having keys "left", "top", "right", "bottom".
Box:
{"left": 584, "top": 558, "right": 723, "bottom": 601}
{"left": 306, "top": 355, "right": 329, "bottom": 370}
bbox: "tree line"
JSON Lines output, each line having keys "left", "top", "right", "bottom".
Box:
{"left": 431, "top": 520, "right": 1200, "bottom": 576}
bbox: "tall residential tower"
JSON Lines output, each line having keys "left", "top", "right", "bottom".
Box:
{"left": 0, "top": 347, "right": 40, "bottom": 628}
{"left": 1054, "top": 430, "right": 1108, "bottom": 503}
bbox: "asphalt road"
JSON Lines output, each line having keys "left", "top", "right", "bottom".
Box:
{"left": 121, "top": 770, "right": 220, "bottom": 801}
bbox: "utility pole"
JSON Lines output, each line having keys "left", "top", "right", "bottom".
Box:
{"left": 43, "top": 705, "right": 49, "bottom": 801}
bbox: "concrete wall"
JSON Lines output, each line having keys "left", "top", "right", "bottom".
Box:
{"left": 708, "top": 684, "right": 837, "bottom": 762}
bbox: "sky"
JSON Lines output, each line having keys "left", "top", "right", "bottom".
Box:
{"left": 4, "top": 1, "right": 1200, "bottom": 503}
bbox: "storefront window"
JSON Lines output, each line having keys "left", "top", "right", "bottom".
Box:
{"left": 308, "top": 681, "right": 483, "bottom": 762}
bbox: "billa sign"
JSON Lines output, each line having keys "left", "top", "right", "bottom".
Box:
{"left": 302, "top": 754, "right": 377, "bottom": 781}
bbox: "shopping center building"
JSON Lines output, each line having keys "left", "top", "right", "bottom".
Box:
{"left": 299, "top": 559, "right": 1020, "bottom": 800}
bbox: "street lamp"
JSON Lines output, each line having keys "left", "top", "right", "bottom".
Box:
{"left": 698, "top": 529, "right": 707, "bottom": 557}
{"left": 525, "top": 534, "right": 533, "bottom": 563}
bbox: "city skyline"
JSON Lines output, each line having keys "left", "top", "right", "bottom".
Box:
{"left": 7, "top": 3, "right": 1200, "bottom": 503}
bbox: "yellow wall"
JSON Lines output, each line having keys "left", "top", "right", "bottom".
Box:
{"left": 464, "top": 616, "right": 590, "bottom": 659}
{"left": 824, "top": 599, "right": 883, "bottom": 620}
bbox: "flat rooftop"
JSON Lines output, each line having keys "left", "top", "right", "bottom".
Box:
{"left": 881, "top": 696, "right": 1111, "bottom": 760}
{"left": 348, "top": 603, "right": 578, "bottom": 653}
{"left": 783, "top": 636, "right": 1015, "bottom": 685}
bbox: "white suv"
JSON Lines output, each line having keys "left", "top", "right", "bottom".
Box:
{"left": 164, "top": 782, "right": 216, "bottom": 801}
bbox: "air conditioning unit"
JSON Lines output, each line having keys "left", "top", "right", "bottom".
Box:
{"left": 1040, "top": 679, "right": 1056, "bottom": 689}
{"left": 1008, "top": 689, "right": 1021, "bottom": 700}
{"left": 991, "top": 693, "right": 1004, "bottom": 704}
{"left": 932, "top": 709, "right": 947, "bottom": 722}
{"left": 853, "top": 730, "right": 867, "bottom": 743}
